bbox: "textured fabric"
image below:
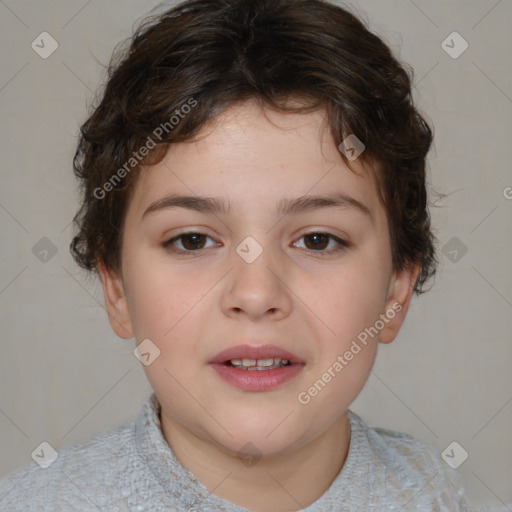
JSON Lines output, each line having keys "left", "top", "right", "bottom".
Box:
{"left": 0, "top": 391, "right": 473, "bottom": 511}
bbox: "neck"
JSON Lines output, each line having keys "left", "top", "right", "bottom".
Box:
{"left": 160, "top": 410, "right": 351, "bottom": 512}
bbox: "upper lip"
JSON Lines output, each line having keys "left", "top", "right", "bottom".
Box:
{"left": 209, "top": 344, "right": 304, "bottom": 364}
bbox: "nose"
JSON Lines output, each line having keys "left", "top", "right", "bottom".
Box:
{"left": 220, "top": 242, "right": 293, "bottom": 322}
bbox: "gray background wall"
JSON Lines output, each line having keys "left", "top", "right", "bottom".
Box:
{"left": 0, "top": 1, "right": 511, "bottom": 510}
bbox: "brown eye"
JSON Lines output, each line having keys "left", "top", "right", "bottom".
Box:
{"left": 180, "top": 233, "right": 207, "bottom": 250}
{"left": 303, "top": 233, "right": 330, "bottom": 250}
{"left": 163, "top": 232, "right": 216, "bottom": 253}
{"left": 293, "top": 232, "right": 348, "bottom": 255}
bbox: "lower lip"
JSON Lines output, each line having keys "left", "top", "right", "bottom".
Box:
{"left": 209, "top": 363, "right": 304, "bottom": 391}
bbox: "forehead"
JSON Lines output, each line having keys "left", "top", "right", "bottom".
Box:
{"left": 126, "top": 100, "right": 384, "bottom": 224}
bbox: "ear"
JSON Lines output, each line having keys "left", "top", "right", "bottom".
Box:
{"left": 97, "top": 260, "right": 134, "bottom": 340}
{"left": 379, "top": 263, "right": 420, "bottom": 344}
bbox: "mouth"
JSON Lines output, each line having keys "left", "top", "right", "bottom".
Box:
{"left": 208, "top": 344, "right": 305, "bottom": 391}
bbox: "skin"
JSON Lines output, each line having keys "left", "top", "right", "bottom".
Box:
{"left": 98, "top": 98, "right": 419, "bottom": 512}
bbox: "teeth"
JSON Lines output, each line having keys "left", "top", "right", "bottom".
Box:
{"left": 257, "top": 358, "right": 276, "bottom": 367}
{"left": 229, "top": 357, "right": 290, "bottom": 370}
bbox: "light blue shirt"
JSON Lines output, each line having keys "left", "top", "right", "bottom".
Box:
{"left": 0, "top": 392, "right": 471, "bottom": 511}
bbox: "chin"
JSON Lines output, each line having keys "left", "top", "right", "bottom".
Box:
{"left": 209, "top": 419, "right": 310, "bottom": 459}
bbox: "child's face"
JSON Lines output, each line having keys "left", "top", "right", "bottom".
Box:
{"left": 100, "top": 99, "right": 416, "bottom": 458}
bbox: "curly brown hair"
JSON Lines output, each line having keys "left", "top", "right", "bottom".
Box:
{"left": 70, "top": 0, "right": 436, "bottom": 294}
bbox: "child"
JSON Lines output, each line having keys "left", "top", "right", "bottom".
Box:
{"left": 0, "top": 0, "right": 471, "bottom": 510}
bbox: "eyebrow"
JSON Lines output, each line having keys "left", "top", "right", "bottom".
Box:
{"left": 142, "top": 192, "right": 372, "bottom": 221}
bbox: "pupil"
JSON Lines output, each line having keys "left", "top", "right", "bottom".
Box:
{"left": 183, "top": 234, "right": 204, "bottom": 250}
{"left": 306, "top": 233, "right": 328, "bottom": 250}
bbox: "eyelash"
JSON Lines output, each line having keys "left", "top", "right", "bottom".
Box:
{"left": 162, "top": 231, "right": 349, "bottom": 256}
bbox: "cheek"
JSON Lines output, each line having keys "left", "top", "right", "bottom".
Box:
{"left": 122, "top": 252, "right": 199, "bottom": 340}
{"left": 310, "top": 260, "right": 389, "bottom": 341}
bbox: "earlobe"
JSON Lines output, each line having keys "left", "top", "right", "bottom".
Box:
{"left": 379, "top": 263, "right": 420, "bottom": 345}
{"left": 97, "top": 261, "right": 134, "bottom": 340}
